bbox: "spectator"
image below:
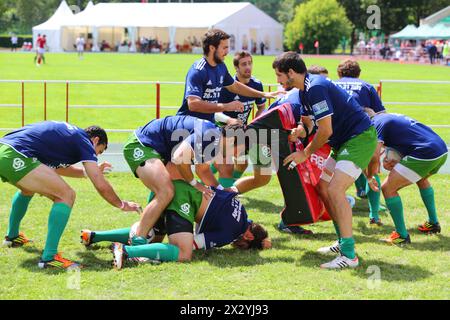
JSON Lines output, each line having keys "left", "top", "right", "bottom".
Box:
{"left": 260, "top": 41, "right": 265, "bottom": 55}
{"left": 11, "top": 34, "right": 18, "bottom": 52}
{"left": 426, "top": 41, "right": 437, "bottom": 64}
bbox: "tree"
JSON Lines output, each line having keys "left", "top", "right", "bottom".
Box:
{"left": 277, "top": 0, "right": 305, "bottom": 26}
{"left": 285, "top": 0, "right": 352, "bottom": 54}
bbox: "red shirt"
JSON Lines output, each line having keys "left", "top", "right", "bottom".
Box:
{"left": 37, "top": 37, "right": 46, "bottom": 49}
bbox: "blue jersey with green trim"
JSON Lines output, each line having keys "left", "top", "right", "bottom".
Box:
{"left": 300, "top": 74, "right": 372, "bottom": 149}
{"left": 334, "top": 77, "right": 385, "bottom": 113}
{"left": 135, "top": 116, "right": 220, "bottom": 163}
{"left": 373, "top": 113, "right": 447, "bottom": 160}
{"left": 0, "top": 121, "right": 97, "bottom": 169}
{"left": 196, "top": 189, "right": 250, "bottom": 250}
{"left": 177, "top": 58, "right": 235, "bottom": 122}
{"left": 219, "top": 76, "right": 266, "bottom": 124}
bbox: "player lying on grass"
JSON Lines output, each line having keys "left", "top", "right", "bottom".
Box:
{"left": 366, "top": 112, "right": 447, "bottom": 246}
{"left": 80, "top": 180, "right": 272, "bottom": 269}
{"left": 0, "top": 121, "right": 141, "bottom": 269}
{"left": 275, "top": 52, "right": 378, "bottom": 269}
{"left": 334, "top": 59, "right": 387, "bottom": 226}
{"left": 123, "top": 115, "right": 245, "bottom": 248}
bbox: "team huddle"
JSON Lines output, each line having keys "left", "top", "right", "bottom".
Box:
{"left": 0, "top": 29, "right": 447, "bottom": 270}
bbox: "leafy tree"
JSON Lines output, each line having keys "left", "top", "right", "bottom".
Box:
{"left": 285, "top": 0, "right": 352, "bottom": 54}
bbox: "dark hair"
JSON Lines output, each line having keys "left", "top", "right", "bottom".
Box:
{"left": 202, "top": 29, "right": 230, "bottom": 56}
{"left": 337, "top": 59, "right": 361, "bottom": 78}
{"left": 232, "top": 222, "right": 271, "bottom": 250}
{"left": 272, "top": 51, "right": 307, "bottom": 74}
{"left": 84, "top": 126, "right": 108, "bottom": 148}
{"left": 233, "top": 50, "right": 252, "bottom": 68}
{"left": 307, "top": 65, "right": 329, "bottom": 75}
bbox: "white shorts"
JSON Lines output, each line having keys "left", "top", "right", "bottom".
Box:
{"left": 393, "top": 163, "right": 422, "bottom": 183}
{"left": 320, "top": 157, "right": 362, "bottom": 183}
{"left": 38, "top": 48, "right": 45, "bottom": 55}
{"left": 77, "top": 46, "right": 84, "bottom": 52}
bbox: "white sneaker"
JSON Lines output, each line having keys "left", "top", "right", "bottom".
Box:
{"left": 320, "top": 255, "right": 359, "bottom": 269}
{"left": 317, "top": 241, "right": 341, "bottom": 255}
{"left": 111, "top": 243, "right": 125, "bottom": 270}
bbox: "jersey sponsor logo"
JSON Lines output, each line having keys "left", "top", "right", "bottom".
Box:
{"left": 133, "top": 147, "right": 145, "bottom": 161}
{"left": 181, "top": 203, "right": 191, "bottom": 215}
{"left": 310, "top": 153, "right": 326, "bottom": 170}
{"left": 261, "top": 145, "right": 272, "bottom": 158}
{"left": 312, "top": 100, "right": 329, "bottom": 116}
{"left": 12, "top": 158, "right": 25, "bottom": 171}
{"left": 231, "top": 198, "right": 243, "bottom": 222}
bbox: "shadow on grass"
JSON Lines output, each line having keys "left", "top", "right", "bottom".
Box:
{"left": 298, "top": 251, "right": 434, "bottom": 282}
{"left": 197, "top": 249, "right": 296, "bottom": 268}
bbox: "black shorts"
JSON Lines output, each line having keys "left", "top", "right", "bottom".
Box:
{"left": 153, "top": 210, "right": 193, "bottom": 236}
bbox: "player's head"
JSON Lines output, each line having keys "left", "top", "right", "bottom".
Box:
{"left": 43, "top": 35, "right": 46, "bottom": 38}
{"left": 337, "top": 59, "right": 361, "bottom": 79}
{"left": 233, "top": 51, "right": 253, "bottom": 80}
{"left": 232, "top": 222, "right": 272, "bottom": 250}
{"left": 307, "top": 65, "right": 329, "bottom": 77}
{"left": 202, "top": 29, "right": 230, "bottom": 64}
{"left": 272, "top": 51, "right": 307, "bottom": 90}
{"left": 85, "top": 125, "right": 108, "bottom": 155}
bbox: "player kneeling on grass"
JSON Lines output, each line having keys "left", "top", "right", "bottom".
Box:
{"left": 367, "top": 113, "right": 447, "bottom": 246}
{"left": 81, "top": 180, "right": 271, "bottom": 269}
{"left": 122, "top": 115, "right": 245, "bottom": 248}
{"left": 0, "top": 122, "right": 141, "bottom": 269}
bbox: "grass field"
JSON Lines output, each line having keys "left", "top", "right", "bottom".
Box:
{"left": 0, "top": 52, "right": 449, "bottom": 143}
{"left": 0, "top": 52, "right": 449, "bottom": 300}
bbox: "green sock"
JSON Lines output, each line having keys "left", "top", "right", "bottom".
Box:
{"left": 93, "top": 228, "right": 131, "bottom": 244}
{"left": 125, "top": 243, "right": 179, "bottom": 262}
{"left": 332, "top": 220, "right": 341, "bottom": 242}
{"left": 386, "top": 196, "right": 408, "bottom": 238}
{"left": 366, "top": 175, "right": 381, "bottom": 221}
{"left": 420, "top": 187, "right": 438, "bottom": 224}
{"left": 147, "top": 191, "right": 155, "bottom": 204}
{"left": 210, "top": 163, "right": 218, "bottom": 174}
{"left": 232, "top": 170, "right": 244, "bottom": 180}
{"left": 218, "top": 177, "right": 235, "bottom": 188}
{"left": 340, "top": 237, "right": 356, "bottom": 259}
{"left": 131, "top": 236, "right": 148, "bottom": 246}
{"left": 7, "top": 192, "right": 33, "bottom": 239}
{"left": 355, "top": 174, "right": 367, "bottom": 192}
{"left": 42, "top": 203, "right": 72, "bottom": 261}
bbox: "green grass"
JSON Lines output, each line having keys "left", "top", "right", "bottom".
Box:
{"left": 0, "top": 174, "right": 449, "bottom": 300}
{"left": 0, "top": 53, "right": 449, "bottom": 300}
{"left": 0, "top": 52, "right": 449, "bottom": 143}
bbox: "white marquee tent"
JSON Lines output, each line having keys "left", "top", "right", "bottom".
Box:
{"left": 58, "top": 2, "right": 284, "bottom": 54}
{"left": 32, "top": 0, "right": 75, "bottom": 52}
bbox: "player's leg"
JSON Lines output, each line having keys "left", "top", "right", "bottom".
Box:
{"left": 16, "top": 165, "right": 79, "bottom": 268}
{"left": 81, "top": 228, "right": 131, "bottom": 247}
{"left": 4, "top": 188, "right": 34, "bottom": 247}
{"left": 355, "top": 174, "right": 368, "bottom": 198}
{"left": 414, "top": 154, "right": 447, "bottom": 234}
{"left": 134, "top": 158, "right": 174, "bottom": 244}
{"left": 366, "top": 174, "right": 383, "bottom": 226}
{"left": 217, "top": 162, "right": 235, "bottom": 188}
{"left": 0, "top": 145, "right": 38, "bottom": 247}
{"left": 381, "top": 168, "right": 413, "bottom": 245}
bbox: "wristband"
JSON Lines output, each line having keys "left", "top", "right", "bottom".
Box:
{"left": 119, "top": 201, "right": 125, "bottom": 209}
{"left": 189, "top": 178, "right": 198, "bottom": 187}
{"left": 215, "top": 112, "right": 232, "bottom": 124}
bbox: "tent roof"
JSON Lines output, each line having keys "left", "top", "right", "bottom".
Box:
{"left": 33, "top": 0, "right": 74, "bottom": 31}
{"left": 390, "top": 23, "right": 450, "bottom": 40}
{"left": 390, "top": 25, "right": 418, "bottom": 39}
{"left": 61, "top": 2, "right": 282, "bottom": 29}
